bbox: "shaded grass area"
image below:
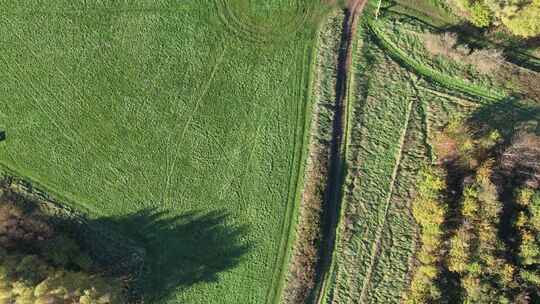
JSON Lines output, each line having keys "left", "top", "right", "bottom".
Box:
{"left": 97, "top": 209, "right": 250, "bottom": 302}
{"left": 367, "top": 20, "right": 507, "bottom": 103}
{"left": 0, "top": 1, "right": 327, "bottom": 303}
{"left": 2, "top": 174, "right": 251, "bottom": 302}
{"left": 380, "top": 0, "right": 540, "bottom": 73}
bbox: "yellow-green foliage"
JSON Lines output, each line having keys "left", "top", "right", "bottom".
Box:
{"left": 440, "top": 118, "right": 503, "bottom": 169}
{"left": 0, "top": 249, "right": 123, "bottom": 304}
{"left": 494, "top": 0, "right": 540, "bottom": 37}
{"left": 449, "top": 227, "right": 471, "bottom": 273}
{"left": 515, "top": 188, "right": 540, "bottom": 266}
{"left": 406, "top": 167, "right": 446, "bottom": 303}
{"left": 520, "top": 269, "right": 540, "bottom": 286}
{"left": 456, "top": 0, "right": 540, "bottom": 36}
{"left": 461, "top": 0, "right": 493, "bottom": 27}
{"left": 445, "top": 154, "right": 509, "bottom": 301}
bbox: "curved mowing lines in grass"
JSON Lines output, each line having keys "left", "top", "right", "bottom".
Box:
{"left": 358, "top": 94, "right": 415, "bottom": 303}
{"left": 214, "top": 0, "right": 316, "bottom": 44}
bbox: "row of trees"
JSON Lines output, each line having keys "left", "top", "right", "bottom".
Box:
{"left": 515, "top": 188, "right": 540, "bottom": 290}
{"left": 452, "top": 0, "right": 540, "bottom": 37}
{"left": 0, "top": 191, "right": 124, "bottom": 303}
{"left": 447, "top": 161, "right": 514, "bottom": 303}
{"left": 406, "top": 167, "right": 446, "bottom": 303}
{"left": 406, "top": 116, "right": 540, "bottom": 303}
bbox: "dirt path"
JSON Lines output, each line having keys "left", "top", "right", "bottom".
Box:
{"left": 313, "top": 0, "right": 367, "bottom": 302}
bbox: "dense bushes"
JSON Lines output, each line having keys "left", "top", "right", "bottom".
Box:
{"left": 515, "top": 188, "right": 540, "bottom": 291}
{"left": 448, "top": 161, "right": 513, "bottom": 303}
{"left": 451, "top": 0, "right": 540, "bottom": 37}
{"left": 0, "top": 191, "right": 124, "bottom": 303}
{"left": 0, "top": 250, "right": 123, "bottom": 304}
{"left": 406, "top": 167, "right": 446, "bottom": 303}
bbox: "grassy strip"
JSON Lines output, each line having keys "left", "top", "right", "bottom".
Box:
{"left": 281, "top": 10, "right": 344, "bottom": 304}
{"left": 269, "top": 27, "right": 325, "bottom": 304}
{"left": 367, "top": 20, "right": 507, "bottom": 103}
{"left": 316, "top": 21, "right": 414, "bottom": 303}
{"left": 316, "top": 8, "right": 361, "bottom": 304}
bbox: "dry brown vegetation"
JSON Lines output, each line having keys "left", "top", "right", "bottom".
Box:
{"left": 423, "top": 32, "right": 504, "bottom": 73}
{"left": 423, "top": 32, "right": 540, "bottom": 101}
{"left": 0, "top": 197, "right": 53, "bottom": 248}
{"left": 501, "top": 132, "right": 540, "bottom": 188}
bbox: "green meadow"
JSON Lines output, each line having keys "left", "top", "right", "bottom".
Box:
{"left": 0, "top": 0, "right": 330, "bottom": 303}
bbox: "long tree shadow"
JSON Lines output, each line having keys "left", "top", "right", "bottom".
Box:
{"left": 92, "top": 208, "right": 251, "bottom": 302}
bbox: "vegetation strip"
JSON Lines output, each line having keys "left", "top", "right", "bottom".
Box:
{"left": 313, "top": 1, "right": 368, "bottom": 303}
{"left": 367, "top": 21, "right": 507, "bottom": 103}
{"left": 358, "top": 96, "right": 416, "bottom": 302}
{"left": 282, "top": 11, "right": 344, "bottom": 304}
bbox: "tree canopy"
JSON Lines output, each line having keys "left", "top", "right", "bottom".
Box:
{"left": 0, "top": 193, "right": 124, "bottom": 304}
{"left": 454, "top": 0, "right": 540, "bottom": 37}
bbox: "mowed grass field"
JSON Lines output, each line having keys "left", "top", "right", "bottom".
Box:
{"left": 0, "top": 0, "right": 330, "bottom": 303}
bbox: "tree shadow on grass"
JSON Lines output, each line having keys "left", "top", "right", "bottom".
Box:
{"left": 93, "top": 208, "right": 251, "bottom": 302}
{"left": 467, "top": 98, "right": 540, "bottom": 142}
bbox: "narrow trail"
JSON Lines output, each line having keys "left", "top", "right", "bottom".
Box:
{"left": 314, "top": 0, "right": 367, "bottom": 302}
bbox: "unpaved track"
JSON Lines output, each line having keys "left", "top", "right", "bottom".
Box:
{"left": 313, "top": 0, "right": 367, "bottom": 303}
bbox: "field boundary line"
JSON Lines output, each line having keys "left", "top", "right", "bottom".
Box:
{"left": 0, "top": 162, "right": 101, "bottom": 216}
{"left": 357, "top": 93, "right": 416, "bottom": 303}
{"left": 420, "top": 86, "right": 483, "bottom": 108}
{"left": 266, "top": 36, "right": 320, "bottom": 304}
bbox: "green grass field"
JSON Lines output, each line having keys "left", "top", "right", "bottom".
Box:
{"left": 0, "top": 1, "right": 331, "bottom": 303}
{"left": 1, "top": 0, "right": 538, "bottom": 303}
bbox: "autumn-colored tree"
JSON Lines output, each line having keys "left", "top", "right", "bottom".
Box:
{"left": 405, "top": 167, "right": 446, "bottom": 303}
{"left": 450, "top": 0, "right": 540, "bottom": 37}
{"left": 0, "top": 248, "right": 124, "bottom": 304}
{"left": 0, "top": 194, "right": 125, "bottom": 303}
